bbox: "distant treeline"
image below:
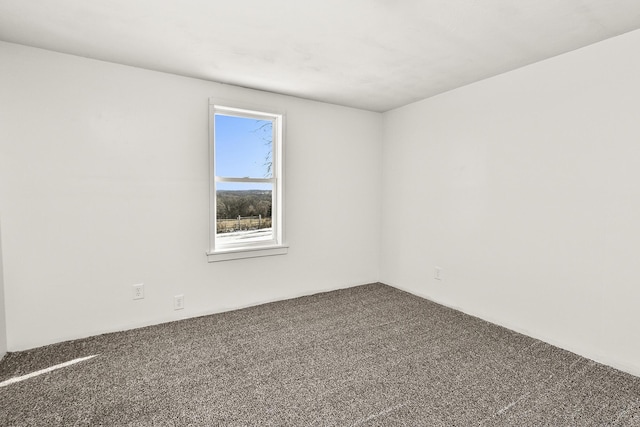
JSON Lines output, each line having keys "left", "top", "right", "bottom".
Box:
{"left": 217, "top": 190, "right": 272, "bottom": 219}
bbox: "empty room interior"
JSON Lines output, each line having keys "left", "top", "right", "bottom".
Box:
{"left": 1, "top": 1, "right": 640, "bottom": 425}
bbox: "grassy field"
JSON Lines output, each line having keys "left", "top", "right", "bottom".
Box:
{"left": 217, "top": 216, "right": 272, "bottom": 233}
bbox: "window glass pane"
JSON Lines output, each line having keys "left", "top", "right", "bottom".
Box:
{"left": 216, "top": 182, "right": 273, "bottom": 244}
{"left": 215, "top": 114, "right": 273, "bottom": 178}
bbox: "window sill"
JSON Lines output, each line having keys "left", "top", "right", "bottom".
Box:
{"left": 206, "top": 245, "right": 289, "bottom": 262}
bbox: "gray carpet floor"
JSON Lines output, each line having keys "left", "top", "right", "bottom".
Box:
{"left": 1, "top": 283, "right": 639, "bottom": 426}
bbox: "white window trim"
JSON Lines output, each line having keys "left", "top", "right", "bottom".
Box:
{"left": 206, "top": 99, "right": 287, "bottom": 262}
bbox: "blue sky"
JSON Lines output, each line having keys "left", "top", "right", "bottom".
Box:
{"left": 215, "top": 114, "right": 272, "bottom": 179}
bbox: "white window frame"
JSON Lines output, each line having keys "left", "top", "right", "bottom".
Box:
{"left": 206, "top": 99, "right": 287, "bottom": 262}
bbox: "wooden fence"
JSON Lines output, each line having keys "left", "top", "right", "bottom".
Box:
{"left": 217, "top": 215, "right": 272, "bottom": 233}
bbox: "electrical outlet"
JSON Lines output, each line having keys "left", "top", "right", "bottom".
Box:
{"left": 133, "top": 283, "right": 144, "bottom": 300}
{"left": 434, "top": 267, "right": 443, "bottom": 281}
{"left": 174, "top": 294, "right": 184, "bottom": 310}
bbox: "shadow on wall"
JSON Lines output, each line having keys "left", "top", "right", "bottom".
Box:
{"left": 0, "top": 218, "right": 7, "bottom": 359}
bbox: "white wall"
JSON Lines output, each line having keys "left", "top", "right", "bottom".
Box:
{"left": 0, "top": 41, "right": 382, "bottom": 350}
{"left": 0, "top": 219, "right": 7, "bottom": 359}
{"left": 381, "top": 29, "right": 640, "bottom": 376}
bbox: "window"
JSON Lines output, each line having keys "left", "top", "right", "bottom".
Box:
{"left": 207, "top": 100, "right": 287, "bottom": 262}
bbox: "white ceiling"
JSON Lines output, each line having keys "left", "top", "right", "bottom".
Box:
{"left": 2, "top": 0, "right": 640, "bottom": 112}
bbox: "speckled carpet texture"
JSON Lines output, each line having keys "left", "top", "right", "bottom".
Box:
{"left": 1, "top": 283, "right": 639, "bottom": 426}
